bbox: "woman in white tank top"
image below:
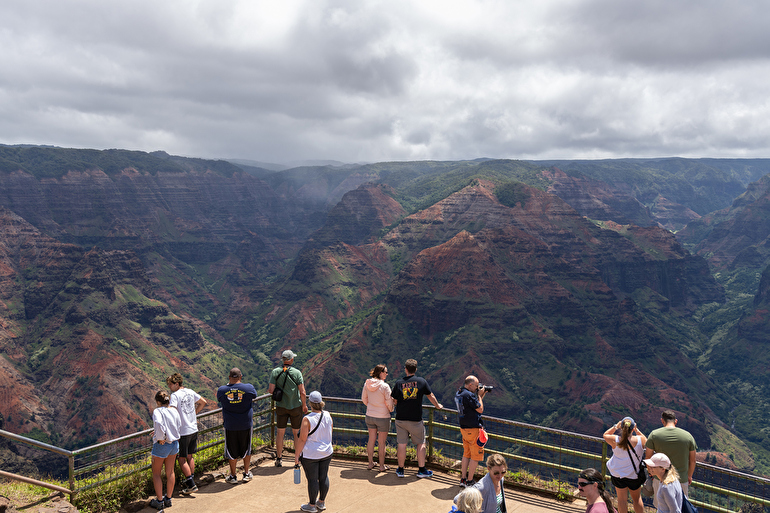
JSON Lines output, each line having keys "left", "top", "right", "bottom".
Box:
{"left": 294, "top": 390, "right": 334, "bottom": 513}
{"left": 603, "top": 417, "right": 647, "bottom": 513}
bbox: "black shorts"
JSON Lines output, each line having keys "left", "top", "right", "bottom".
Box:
{"left": 610, "top": 471, "right": 646, "bottom": 490}
{"left": 224, "top": 428, "right": 252, "bottom": 460}
{"left": 178, "top": 433, "right": 198, "bottom": 458}
{"left": 276, "top": 406, "right": 303, "bottom": 429}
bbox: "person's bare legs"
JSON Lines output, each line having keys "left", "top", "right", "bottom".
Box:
{"left": 467, "top": 458, "right": 479, "bottom": 481}
{"left": 151, "top": 456, "right": 165, "bottom": 500}
{"left": 397, "top": 443, "right": 407, "bottom": 468}
{"left": 276, "top": 427, "right": 286, "bottom": 458}
{"left": 243, "top": 454, "right": 251, "bottom": 474}
{"left": 417, "top": 443, "right": 426, "bottom": 467}
{"left": 164, "top": 453, "right": 176, "bottom": 499}
{"left": 616, "top": 487, "right": 629, "bottom": 513}
{"left": 228, "top": 458, "right": 238, "bottom": 477}
{"left": 630, "top": 487, "right": 644, "bottom": 513}
{"left": 377, "top": 430, "right": 388, "bottom": 470}
{"left": 367, "top": 427, "right": 378, "bottom": 468}
{"left": 178, "top": 455, "right": 193, "bottom": 479}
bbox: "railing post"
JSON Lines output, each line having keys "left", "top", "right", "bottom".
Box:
{"left": 601, "top": 440, "right": 607, "bottom": 480}
{"left": 427, "top": 408, "right": 434, "bottom": 460}
{"left": 68, "top": 453, "right": 75, "bottom": 502}
{"left": 271, "top": 399, "right": 276, "bottom": 449}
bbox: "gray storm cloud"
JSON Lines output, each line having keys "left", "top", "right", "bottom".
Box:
{"left": 1, "top": 0, "right": 769, "bottom": 163}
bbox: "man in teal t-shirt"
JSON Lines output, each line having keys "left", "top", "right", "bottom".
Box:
{"left": 267, "top": 349, "right": 307, "bottom": 467}
{"left": 646, "top": 410, "right": 697, "bottom": 499}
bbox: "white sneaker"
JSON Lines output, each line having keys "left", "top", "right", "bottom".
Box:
{"left": 225, "top": 474, "right": 238, "bottom": 484}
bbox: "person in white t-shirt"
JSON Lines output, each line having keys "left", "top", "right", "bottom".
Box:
{"left": 167, "top": 372, "right": 207, "bottom": 494}
{"left": 150, "top": 390, "right": 181, "bottom": 510}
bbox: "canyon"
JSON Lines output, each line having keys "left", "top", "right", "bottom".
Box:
{"left": 0, "top": 146, "right": 768, "bottom": 475}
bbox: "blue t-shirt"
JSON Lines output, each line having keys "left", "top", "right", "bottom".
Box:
{"left": 455, "top": 387, "right": 482, "bottom": 428}
{"left": 217, "top": 382, "right": 257, "bottom": 431}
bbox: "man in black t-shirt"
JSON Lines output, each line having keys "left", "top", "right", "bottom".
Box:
{"left": 390, "top": 358, "right": 443, "bottom": 478}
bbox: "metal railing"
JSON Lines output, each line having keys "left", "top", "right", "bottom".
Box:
{"left": 1, "top": 394, "right": 768, "bottom": 513}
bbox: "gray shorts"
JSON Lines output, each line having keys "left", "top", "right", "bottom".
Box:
{"left": 395, "top": 420, "right": 425, "bottom": 445}
{"left": 365, "top": 415, "right": 391, "bottom": 433}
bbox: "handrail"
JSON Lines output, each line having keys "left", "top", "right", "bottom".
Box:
{"left": 0, "top": 394, "right": 768, "bottom": 513}
{"left": 0, "top": 428, "right": 72, "bottom": 457}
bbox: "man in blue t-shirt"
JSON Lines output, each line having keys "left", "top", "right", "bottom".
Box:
{"left": 390, "top": 358, "right": 443, "bottom": 479}
{"left": 217, "top": 368, "right": 257, "bottom": 484}
{"left": 454, "top": 375, "right": 487, "bottom": 487}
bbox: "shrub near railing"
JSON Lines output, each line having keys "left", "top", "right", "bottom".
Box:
{"left": 1, "top": 394, "right": 769, "bottom": 513}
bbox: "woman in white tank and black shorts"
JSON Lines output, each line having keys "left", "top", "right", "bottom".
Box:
{"left": 603, "top": 416, "right": 647, "bottom": 513}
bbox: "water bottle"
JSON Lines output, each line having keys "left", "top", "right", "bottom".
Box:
{"left": 294, "top": 464, "right": 301, "bottom": 484}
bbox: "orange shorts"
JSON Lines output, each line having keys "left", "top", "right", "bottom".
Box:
{"left": 461, "top": 428, "right": 484, "bottom": 461}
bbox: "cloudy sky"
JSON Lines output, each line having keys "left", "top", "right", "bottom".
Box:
{"left": 1, "top": 0, "right": 769, "bottom": 164}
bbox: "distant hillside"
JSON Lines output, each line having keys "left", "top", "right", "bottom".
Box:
{"left": 0, "top": 146, "right": 768, "bottom": 475}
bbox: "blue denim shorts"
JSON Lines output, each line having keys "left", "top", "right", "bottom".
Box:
{"left": 151, "top": 440, "right": 179, "bottom": 458}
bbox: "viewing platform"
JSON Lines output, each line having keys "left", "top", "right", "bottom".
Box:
{"left": 131, "top": 453, "right": 586, "bottom": 513}
{"left": 1, "top": 395, "right": 768, "bottom": 513}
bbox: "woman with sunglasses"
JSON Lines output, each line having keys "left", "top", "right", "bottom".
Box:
{"left": 361, "top": 364, "right": 394, "bottom": 471}
{"left": 643, "top": 453, "right": 682, "bottom": 513}
{"left": 576, "top": 468, "right": 616, "bottom": 513}
{"left": 603, "top": 417, "right": 647, "bottom": 513}
{"left": 455, "top": 453, "right": 507, "bottom": 513}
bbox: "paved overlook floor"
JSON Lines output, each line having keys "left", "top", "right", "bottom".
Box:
{"left": 130, "top": 454, "right": 587, "bottom": 513}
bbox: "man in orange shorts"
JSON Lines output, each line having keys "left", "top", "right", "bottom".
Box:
{"left": 454, "top": 375, "right": 488, "bottom": 487}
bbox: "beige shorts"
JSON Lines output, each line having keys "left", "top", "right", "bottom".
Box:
{"left": 395, "top": 420, "right": 425, "bottom": 445}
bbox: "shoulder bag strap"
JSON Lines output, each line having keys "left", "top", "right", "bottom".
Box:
{"left": 307, "top": 412, "right": 324, "bottom": 438}
{"left": 625, "top": 443, "right": 641, "bottom": 474}
{"left": 281, "top": 366, "right": 299, "bottom": 388}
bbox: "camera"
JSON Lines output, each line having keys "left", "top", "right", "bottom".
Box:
{"left": 479, "top": 384, "right": 494, "bottom": 392}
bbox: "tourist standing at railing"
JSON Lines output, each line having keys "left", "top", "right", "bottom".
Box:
{"left": 217, "top": 367, "right": 257, "bottom": 484}
{"left": 167, "top": 372, "right": 207, "bottom": 495}
{"left": 455, "top": 453, "right": 508, "bottom": 513}
{"left": 294, "top": 390, "right": 333, "bottom": 513}
{"left": 391, "top": 358, "right": 444, "bottom": 478}
{"left": 576, "top": 468, "right": 616, "bottom": 513}
{"left": 644, "top": 453, "right": 683, "bottom": 513}
{"left": 603, "top": 417, "right": 647, "bottom": 513}
{"left": 268, "top": 349, "right": 308, "bottom": 468}
{"left": 149, "top": 390, "right": 181, "bottom": 511}
{"left": 455, "top": 375, "right": 488, "bottom": 488}
{"left": 645, "top": 410, "right": 696, "bottom": 502}
{"left": 361, "top": 363, "right": 394, "bottom": 472}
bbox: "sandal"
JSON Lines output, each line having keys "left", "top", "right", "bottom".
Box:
{"left": 379, "top": 465, "right": 390, "bottom": 472}
{"left": 367, "top": 463, "right": 375, "bottom": 470}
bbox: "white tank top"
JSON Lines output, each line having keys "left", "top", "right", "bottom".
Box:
{"left": 301, "top": 411, "right": 333, "bottom": 460}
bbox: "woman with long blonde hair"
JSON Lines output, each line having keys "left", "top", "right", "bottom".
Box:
{"left": 644, "top": 453, "right": 683, "bottom": 513}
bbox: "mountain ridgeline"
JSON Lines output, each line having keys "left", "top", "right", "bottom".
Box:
{"left": 1, "top": 145, "right": 770, "bottom": 475}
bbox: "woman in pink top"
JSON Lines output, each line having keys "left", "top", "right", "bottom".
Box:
{"left": 361, "top": 364, "right": 394, "bottom": 471}
{"left": 577, "top": 468, "right": 616, "bottom": 513}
